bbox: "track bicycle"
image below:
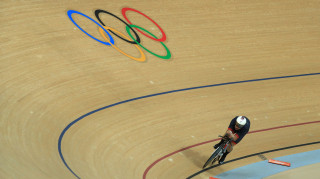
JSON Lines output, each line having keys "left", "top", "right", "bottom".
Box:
{"left": 202, "top": 135, "right": 232, "bottom": 169}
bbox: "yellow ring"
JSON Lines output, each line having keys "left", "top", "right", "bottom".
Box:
{"left": 98, "top": 26, "right": 146, "bottom": 62}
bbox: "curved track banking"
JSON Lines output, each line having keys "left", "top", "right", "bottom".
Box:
{"left": 146, "top": 120, "right": 320, "bottom": 179}
{"left": 58, "top": 72, "right": 320, "bottom": 179}
{"left": 186, "top": 130, "right": 320, "bottom": 178}
{"left": 2, "top": 1, "right": 320, "bottom": 179}
{"left": 213, "top": 149, "right": 320, "bottom": 179}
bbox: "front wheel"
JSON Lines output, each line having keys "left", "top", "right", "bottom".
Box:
{"left": 203, "top": 147, "right": 223, "bottom": 169}
{"left": 211, "top": 155, "right": 220, "bottom": 165}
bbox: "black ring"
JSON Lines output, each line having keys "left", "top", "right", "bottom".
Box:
{"left": 95, "top": 9, "right": 141, "bottom": 44}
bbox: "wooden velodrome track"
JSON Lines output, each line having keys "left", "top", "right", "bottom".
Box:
{"left": 1, "top": 0, "right": 320, "bottom": 178}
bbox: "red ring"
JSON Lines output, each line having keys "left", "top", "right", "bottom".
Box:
{"left": 122, "top": 7, "right": 167, "bottom": 42}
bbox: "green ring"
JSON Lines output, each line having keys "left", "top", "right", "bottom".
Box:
{"left": 126, "top": 24, "right": 171, "bottom": 59}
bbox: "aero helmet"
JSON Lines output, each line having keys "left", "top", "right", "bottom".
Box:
{"left": 236, "top": 116, "right": 247, "bottom": 128}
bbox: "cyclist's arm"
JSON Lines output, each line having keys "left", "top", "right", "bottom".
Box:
{"left": 224, "top": 130, "right": 239, "bottom": 141}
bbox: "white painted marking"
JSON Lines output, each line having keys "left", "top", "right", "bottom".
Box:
{"left": 168, "top": 158, "right": 173, "bottom": 162}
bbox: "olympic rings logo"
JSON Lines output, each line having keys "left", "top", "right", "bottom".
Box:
{"left": 67, "top": 8, "right": 171, "bottom": 62}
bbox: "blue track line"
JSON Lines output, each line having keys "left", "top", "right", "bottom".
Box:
{"left": 58, "top": 72, "right": 320, "bottom": 178}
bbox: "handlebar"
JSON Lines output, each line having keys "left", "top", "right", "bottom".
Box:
{"left": 218, "top": 135, "right": 232, "bottom": 141}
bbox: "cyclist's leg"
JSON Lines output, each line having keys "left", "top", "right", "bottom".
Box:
{"left": 214, "top": 139, "right": 224, "bottom": 149}
{"left": 214, "top": 132, "right": 229, "bottom": 149}
{"left": 227, "top": 141, "right": 236, "bottom": 152}
{"left": 219, "top": 142, "right": 236, "bottom": 164}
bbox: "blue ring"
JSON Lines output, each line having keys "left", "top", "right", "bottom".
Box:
{"left": 67, "top": 10, "right": 114, "bottom": 46}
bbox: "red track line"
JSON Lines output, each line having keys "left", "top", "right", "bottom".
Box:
{"left": 142, "top": 120, "right": 320, "bottom": 179}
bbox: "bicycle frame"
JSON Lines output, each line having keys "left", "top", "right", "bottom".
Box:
{"left": 202, "top": 135, "right": 232, "bottom": 169}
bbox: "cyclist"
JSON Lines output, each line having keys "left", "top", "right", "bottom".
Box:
{"left": 214, "top": 116, "right": 251, "bottom": 164}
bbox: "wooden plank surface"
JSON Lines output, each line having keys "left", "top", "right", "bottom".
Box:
{"left": 1, "top": 0, "right": 320, "bottom": 178}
